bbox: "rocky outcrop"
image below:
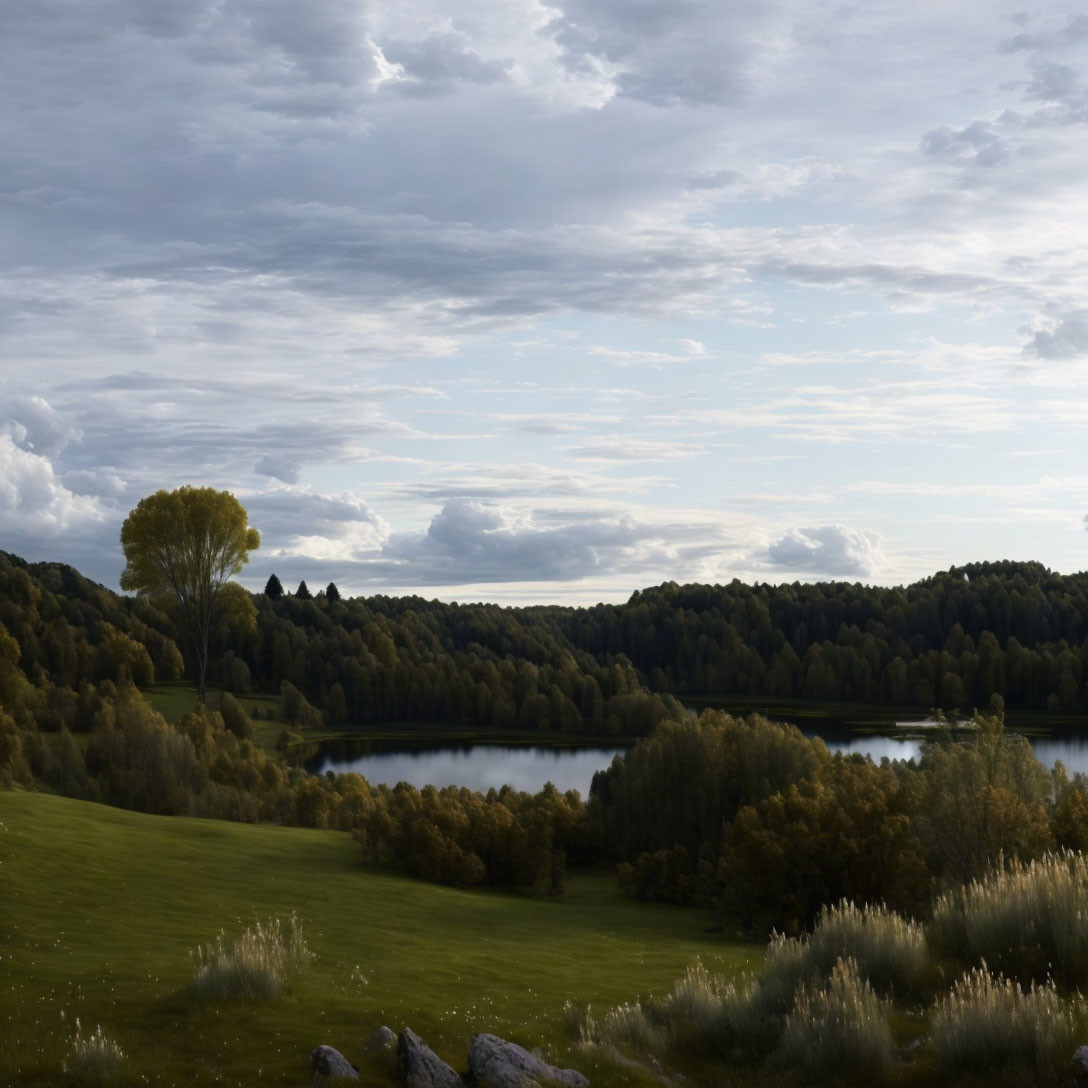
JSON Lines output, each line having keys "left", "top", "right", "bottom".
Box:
{"left": 398, "top": 1027, "right": 463, "bottom": 1088}
{"left": 468, "top": 1032, "right": 588, "bottom": 1088}
{"left": 371, "top": 1025, "right": 397, "bottom": 1050}
{"left": 310, "top": 1045, "right": 359, "bottom": 1083}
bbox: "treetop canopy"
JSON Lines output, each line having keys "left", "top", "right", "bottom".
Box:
{"left": 120, "top": 486, "right": 259, "bottom": 603}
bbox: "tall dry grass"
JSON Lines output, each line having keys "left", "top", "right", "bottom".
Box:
{"left": 776, "top": 957, "right": 893, "bottom": 1080}
{"left": 928, "top": 965, "right": 1088, "bottom": 1078}
{"left": 929, "top": 852, "right": 1088, "bottom": 987}
{"left": 191, "top": 913, "right": 312, "bottom": 1001}
{"left": 63, "top": 1018, "right": 126, "bottom": 1082}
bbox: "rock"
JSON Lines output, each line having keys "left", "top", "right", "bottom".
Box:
{"left": 398, "top": 1027, "right": 463, "bottom": 1088}
{"left": 310, "top": 1045, "right": 359, "bottom": 1083}
{"left": 1073, "top": 1045, "right": 1088, "bottom": 1085}
{"left": 371, "top": 1025, "right": 397, "bottom": 1050}
{"left": 468, "top": 1033, "right": 589, "bottom": 1088}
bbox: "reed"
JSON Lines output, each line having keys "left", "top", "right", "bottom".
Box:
{"left": 928, "top": 965, "right": 1087, "bottom": 1078}
{"left": 63, "top": 1018, "right": 126, "bottom": 1082}
{"left": 191, "top": 913, "right": 312, "bottom": 1001}
{"left": 776, "top": 957, "right": 892, "bottom": 1080}
{"left": 930, "top": 852, "right": 1088, "bottom": 987}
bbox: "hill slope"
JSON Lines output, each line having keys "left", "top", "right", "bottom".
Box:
{"left": 0, "top": 791, "right": 757, "bottom": 1087}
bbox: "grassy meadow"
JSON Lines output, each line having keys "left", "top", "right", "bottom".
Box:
{"left": 0, "top": 790, "right": 759, "bottom": 1087}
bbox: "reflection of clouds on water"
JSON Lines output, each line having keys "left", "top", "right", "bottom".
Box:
{"left": 808, "top": 734, "right": 923, "bottom": 764}
{"left": 310, "top": 730, "right": 1088, "bottom": 796}
{"left": 1026, "top": 737, "right": 1088, "bottom": 777}
{"left": 310, "top": 745, "right": 626, "bottom": 797}
{"left": 811, "top": 731, "right": 1088, "bottom": 775}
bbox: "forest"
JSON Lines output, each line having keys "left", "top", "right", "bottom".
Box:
{"left": 5, "top": 547, "right": 1088, "bottom": 933}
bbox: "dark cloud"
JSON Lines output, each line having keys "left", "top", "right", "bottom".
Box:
{"left": 921, "top": 121, "right": 1009, "bottom": 167}
{"left": 1025, "top": 313, "right": 1088, "bottom": 359}
{"left": 1026, "top": 60, "right": 1081, "bottom": 104}
{"left": 544, "top": 0, "right": 765, "bottom": 106}
{"left": 381, "top": 33, "right": 512, "bottom": 96}
{"left": 254, "top": 455, "right": 301, "bottom": 484}
{"left": 767, "top": 525, "right": 883, "bottom": 577}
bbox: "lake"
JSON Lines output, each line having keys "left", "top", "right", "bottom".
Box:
{"left": 306, "top": 718, "right": 1088, "bottom": 793}
{"left": 305, "top": 741, "right": 626, "bottom": 796}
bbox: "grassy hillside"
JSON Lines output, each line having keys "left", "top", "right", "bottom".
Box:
{"left": 0, "top": 791, "right": 759, "bottom": 1087}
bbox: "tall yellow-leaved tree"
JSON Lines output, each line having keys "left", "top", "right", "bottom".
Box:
{"left": 120, "top": 486, "right": 259, "bottom": 703}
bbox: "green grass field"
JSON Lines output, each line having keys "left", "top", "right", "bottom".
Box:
{"left": 0, "top": 791, "right": 760, "bottom": 1087}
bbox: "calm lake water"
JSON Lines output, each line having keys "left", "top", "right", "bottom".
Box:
{"left": 306, "top": 720, "right": 1088, "bottom": 793}
{"left": 806, "top": 726, "right": 1088, "bottom": 776}
{"left": 305, "top": 742, "right": 625, "bottom": 796}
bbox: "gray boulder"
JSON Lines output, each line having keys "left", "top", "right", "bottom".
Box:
{"left": 398, "top": 1027, "right": 463, "bottom": 1088}
{"left": 1073, "top": 1044, "right": 1088, "bottom": 1085}
{"left": 468, "top": 1033, "right": 588, "bottom": 1088}
{"left": 310, "top": 1045, "right": 359, "bottom": 1083}
{"left": 371, "top": 1025, "right": 397, "bottom": 1050}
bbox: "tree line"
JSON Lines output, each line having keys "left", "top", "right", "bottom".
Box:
{"left": 560, "top": 561, "right": 1088, "bottom": 712}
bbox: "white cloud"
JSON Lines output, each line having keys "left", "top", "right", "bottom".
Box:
{"left": 0, "top": 433, "right": 108, "bottom": 539}
{"left": 766, "top": 525, "right": 884, "bottom": 578}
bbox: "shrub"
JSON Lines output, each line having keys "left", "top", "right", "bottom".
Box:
{"left": 801, "top": 899, "right": 931, "bottom": 999}
{"left": 928, "top": 966, "right": 1087, "bottom": 1079}
{"left": 929, "top": 852, "right": 1088, "bottom": 988}
{"left": 63, "top": 1018, "right": 126, "bottom": 1081}
{"left": 582, "top": 1001, "right": 665, "bottom": 1055}
{"left": 654, "top": 961, "right": 725, "bottom": 1051}
{"left": 776, "top": 957, "right": 892, "bottom": 1080}
{"left": 191, "top": 914, "right": 312, "bottom": 1001}
{"left": 219, "top": 692, "right": 253, "bottom": 740}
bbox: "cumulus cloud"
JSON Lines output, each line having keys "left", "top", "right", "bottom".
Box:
{"left": 0, "top": 433, "right": 109, "bottom": 539}
{"left": 244, "top": 490, "right": 389, "bottom": 558}
{"left": 6, "top": 396, "right": 77, "bottom": 458}
{"left": 349, "top": 498, "right": 714, "bottom": 585}
{"left": 766, "top": 525, "right": 884, "bottom": 578}
{"left": 373, "top": 499, "right": 648, "bottom": 582}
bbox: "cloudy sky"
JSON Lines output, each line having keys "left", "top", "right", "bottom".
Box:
{"left": 4, "top": 0, "right": 1088, "bottom": 604}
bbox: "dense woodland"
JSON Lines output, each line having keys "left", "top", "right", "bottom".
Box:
{"left": 563, "top": 561, "right": 1088, "bottom": 712}
{"left": 5, "top": 549, "right": 1088, "bottom": 933}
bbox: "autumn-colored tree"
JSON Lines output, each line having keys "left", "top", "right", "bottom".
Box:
{"left": 120, "top": 487, "right": 259, "bottom": 703}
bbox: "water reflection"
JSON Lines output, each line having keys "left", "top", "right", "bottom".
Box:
{"left": 306, "top": 743, "right": 626, "bottom": 797}
{"left": 805, "top": 729, "right": 1088, "bottom": 776}
{"left": 809, "top": 733, "right": 924, "bottom": 764}
{"left": 306, "top": 723, "right": 1088, "bottom": 795}
{"left": 1026, "top": 735, "right": 1088, "bottom": 777}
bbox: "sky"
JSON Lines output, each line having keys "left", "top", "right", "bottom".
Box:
{"left": 3, "top": 0, "right": 1088, "bottom": 605}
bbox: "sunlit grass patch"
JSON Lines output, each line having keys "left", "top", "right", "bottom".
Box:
{"left": 191, "top": 913, "right": 312, "bottom": 1001}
